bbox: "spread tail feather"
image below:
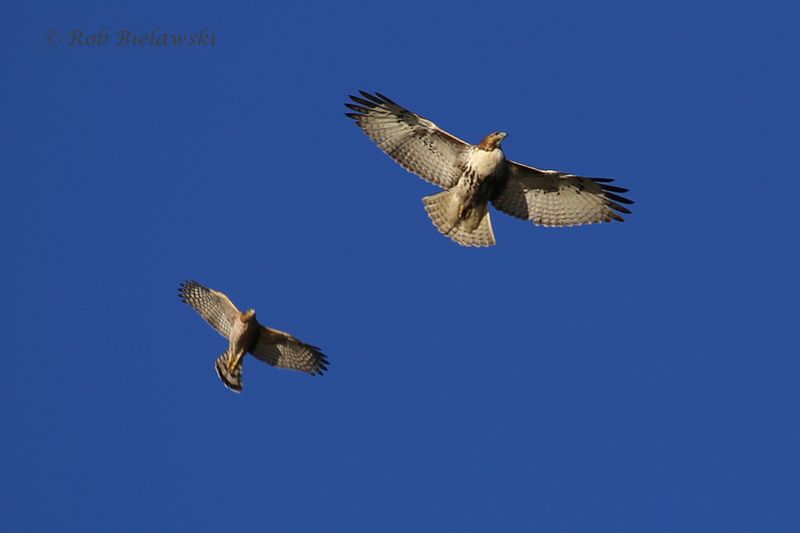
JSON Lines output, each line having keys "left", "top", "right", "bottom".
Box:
{"left": 422, "top": 190, "right": 496, "bottom": 247}
{"left": 215, "top": 351, "right": 243, "bottom": 393}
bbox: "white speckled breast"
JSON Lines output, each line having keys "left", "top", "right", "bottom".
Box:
{"left": 466, "top": 147, "right": 504, "bottom": 178}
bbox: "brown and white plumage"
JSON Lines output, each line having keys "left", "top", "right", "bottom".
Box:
{"left": 345, "top": 91, "right": 633, "bottom": 247}
{"left": 178, "top": 280, "right": 328, "bottom": 393}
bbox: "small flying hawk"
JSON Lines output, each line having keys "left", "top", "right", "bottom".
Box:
{"left": 179, "top": 280, "right": 328, "bottom": 392}
{"left": 345, "top": 91, "right": 633, "bottom": 247}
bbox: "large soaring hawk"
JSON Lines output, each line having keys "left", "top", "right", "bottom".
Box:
{"left": 178, "top": 281, "right": 328, "bottom": 392}
{"left": 345, "top": 91, "right": 633, "bottom": 247}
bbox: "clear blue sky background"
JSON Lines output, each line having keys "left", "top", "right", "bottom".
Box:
{"left": 3, "top": 1, "right": 799, "bottom": 531}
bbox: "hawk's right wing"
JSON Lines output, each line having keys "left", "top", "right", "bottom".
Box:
{"left": 345, "top": 91, "right": 471, "bottom": 190}
{"left": 250, "top": 327, "right": 329, "bottom": 376}
{"left": 178, "top": 280, "right": 240, "bottom": 339}
{"left": 492, "top": 161, "right": 633, "bottom": 227}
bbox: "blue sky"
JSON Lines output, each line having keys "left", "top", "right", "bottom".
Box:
{"left": 3, "top": 1, "right": 799, "bottom": 531}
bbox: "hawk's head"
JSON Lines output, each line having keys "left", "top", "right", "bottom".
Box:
{"left": 477, "top": 131, "right": 508, "bottom": 151}
{"left": 240, "top": 309, "right": 256, "bottom": 322}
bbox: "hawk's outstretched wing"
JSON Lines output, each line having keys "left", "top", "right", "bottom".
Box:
{"left": 345, "top": 91, "right": 470, "bottom": 189}
{"left": 491, "top": 161, "right": 634, "bottom": 227}
{"left": 250, "top": 327, "right": 329, "bottom": 376}
{"left": 178, "top": 280, "right": 240, "bottom": 339}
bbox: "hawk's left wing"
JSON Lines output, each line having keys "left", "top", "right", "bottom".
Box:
{"left": 178, "top": 280, "right": 240, "bottom": 339}
{"left": 345, "top": 91, "right": 470, "bottom": 190}
{"left": 250, "top": 327, "right": 329, "bottom": 376}
{"left": 491, "top": 161, "right": 633, "bottom": 227}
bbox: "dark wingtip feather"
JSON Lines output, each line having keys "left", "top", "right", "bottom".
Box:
{"left": 308, "top": 345, "right": 329, "bottom": 376}
{"left": 607, "top": 201, "right": 632, "bottom": 215}
{"left": 600, "top": 184, "right": 629, "bottom": 193}
{"left": 591, "top": 178, "right": 635, "bottom": 205}
{"left": 375, "top": 91, "right": 395, "bottom": 104}
{"left": 349, "top": 95, "right": 376, "bottom": 107}
{"left": 605, "top": 192, "right": 634, "bottom": 205}
{"left": 345, "top": 103, "right": 368, "bottom": 113}
{"left": 178, "top": 280, "right": 199, "bottom": 303}
{"left": 358, "top": 90, "right": 385, "bottom": 105}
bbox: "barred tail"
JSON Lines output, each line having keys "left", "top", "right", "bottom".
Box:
{"left": 422, "top": 190, "right": 496, "bottom": 247}
{"left": 215, "top": 351, "right": 243, "bottom": 393}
